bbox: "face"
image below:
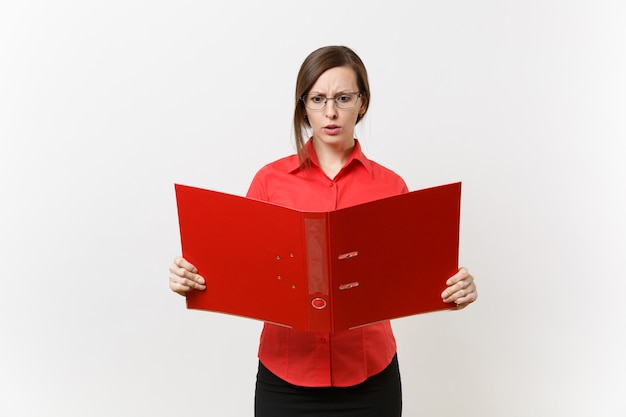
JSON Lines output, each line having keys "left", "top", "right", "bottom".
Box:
{"left": 304, "top": 66, "right": 365, "bottom": 149}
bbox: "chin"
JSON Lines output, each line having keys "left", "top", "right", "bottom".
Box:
{"left": 316, "top": 135, "right": 354, "bottom": 147}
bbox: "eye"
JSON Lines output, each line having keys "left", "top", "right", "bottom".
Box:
{"left": 310, "top": 95, "right": 324, "bottom": 103}
{"left": 337, "top": 94, "right": 353, "bottom": 103}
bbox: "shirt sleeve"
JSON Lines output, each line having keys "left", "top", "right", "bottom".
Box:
{"left": 398, "top": 177, "right": 409, "bottom": 194}
{"left": 245, "top": 166, "right": 269, "bottom": 201}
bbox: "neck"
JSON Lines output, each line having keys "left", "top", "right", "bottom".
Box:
{"left": 312, "top": 138, "right": 356, "bottom": 179}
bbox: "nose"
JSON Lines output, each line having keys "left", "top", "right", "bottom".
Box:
{"left": 324, "top": 99, "right": 338, "bottom": 119}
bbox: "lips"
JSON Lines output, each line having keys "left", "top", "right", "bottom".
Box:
{"left": 323, "top": 124, "right": 341, "bottom": 135}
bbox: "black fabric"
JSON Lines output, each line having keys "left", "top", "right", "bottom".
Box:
{"left": 254, "top": 354, "right": 402, "bottom": 417}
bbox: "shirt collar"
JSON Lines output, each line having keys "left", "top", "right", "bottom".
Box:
{"left": 287, "top": 138, "right": 373, "bottom": 176}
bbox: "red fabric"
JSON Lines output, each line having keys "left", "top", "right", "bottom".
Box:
{"left": 246, "top": 139, "right": 409, "bottom": 387}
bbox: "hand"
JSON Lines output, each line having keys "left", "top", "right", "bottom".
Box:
{"left": 169, "top": 256, "right": 206, "bottom": 296}
{"left": 441, "top": 267, "right": 477, "bottom": 309}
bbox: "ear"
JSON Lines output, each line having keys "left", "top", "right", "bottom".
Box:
{"left": 359, "top": 101, "right": 366, "bottom": 116}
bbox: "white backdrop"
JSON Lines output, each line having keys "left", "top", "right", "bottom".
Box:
{"left": 1, "top": 1, "right": 625, "bottom": 416}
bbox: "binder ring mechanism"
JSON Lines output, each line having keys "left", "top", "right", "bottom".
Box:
{"left": 338, "top": 282, "right": 359, "bottom": 290}
{"left": 337, "top": 251, "right": 360, "bottom": 291}
{"left": 338, "top": 251, "right": 358, "bottom": 260}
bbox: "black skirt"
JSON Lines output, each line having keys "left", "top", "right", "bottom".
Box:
{"left": 254, "top": 354, "right": 402, "bottom": 417}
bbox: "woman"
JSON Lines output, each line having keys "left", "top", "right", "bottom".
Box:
{"left": 169, "top": 45, "right": 478, "bottom": 417}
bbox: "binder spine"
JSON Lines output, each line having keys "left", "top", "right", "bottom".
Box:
{"left": 303, "top": 213, "right": 332, "bottom": 332}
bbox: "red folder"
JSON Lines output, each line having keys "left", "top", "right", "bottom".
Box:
{"left": 175, "top": 182, "right": 461, "bottom": 332}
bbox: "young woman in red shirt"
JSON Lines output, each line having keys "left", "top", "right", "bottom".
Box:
{"left": 169, "top": 45, "right": 478, "bottom": 417}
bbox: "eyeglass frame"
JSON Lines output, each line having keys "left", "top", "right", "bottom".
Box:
{"left": 300, "top": 91, "right": 363, "bottom": 110}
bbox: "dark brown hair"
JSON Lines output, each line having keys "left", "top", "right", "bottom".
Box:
{"left": 293, "top": 46, "right": 371, "bottom": 161}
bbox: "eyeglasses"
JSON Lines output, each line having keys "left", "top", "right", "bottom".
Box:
{"left": 301, "top": 92, "right": 363, "bottom": 110}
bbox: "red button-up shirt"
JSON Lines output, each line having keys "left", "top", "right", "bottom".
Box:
{"left": 246, "top": 139, "right": 408, "bottom": 387}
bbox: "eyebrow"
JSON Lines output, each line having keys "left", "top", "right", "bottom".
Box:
{"left": 307, "top": 90, "right": 355, "bottom": 95}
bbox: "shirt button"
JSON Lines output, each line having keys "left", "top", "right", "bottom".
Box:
{"left": 328, "top": 182, "right": 334, "bottom": 187}
{"left": 319, "top": 337, "right": 327, "bottom": 343}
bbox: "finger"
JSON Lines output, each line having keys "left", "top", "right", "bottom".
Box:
{"left": 174, "top": 256, "right": 198, "bottom": 273}
{"left": 447, "top": 282, "right": 478, "bottom": 306}
{"left": 176, "top": 267, "right": 206, "bottom": 285}
{"left": 442, "top": 279, "right": 475, "bottom": 304}
{"left": 170, "top": 282, "right": 200, "bottom": 296}
{"left": 169, "top": 272, "right": 206, "bottom": 293}
{"left": 169, "top": 279, "right": 192, "bottom": 295}
{"left": 170, "top": 274, "right": 206, "bottom": 295}
{"left": 441, "top": 274, "right": 472, "bottom": 301}
{"left": 169, "top": 261, "right": 204, "bottom": 283}
{"left": 169, "top": 270, "right": 206, "bottom": 288}
{"left": 446, "top": 267, "right": 469, "bottom": 286}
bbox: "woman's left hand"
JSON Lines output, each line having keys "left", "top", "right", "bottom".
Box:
{"left": 441, "top": 267, "right": 477, "bottom": 309}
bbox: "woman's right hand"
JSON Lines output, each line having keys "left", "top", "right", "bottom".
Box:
{"left": 169, "top": 256, "right": 206, "bottom": 296}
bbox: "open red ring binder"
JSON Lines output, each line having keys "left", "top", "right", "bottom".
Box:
{"left": 175, "top": 181, "right": 461, "bottom": 332}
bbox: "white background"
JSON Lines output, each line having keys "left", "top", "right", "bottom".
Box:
{"left": 1, "top": 1, "right": 625, "bottom": 416}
